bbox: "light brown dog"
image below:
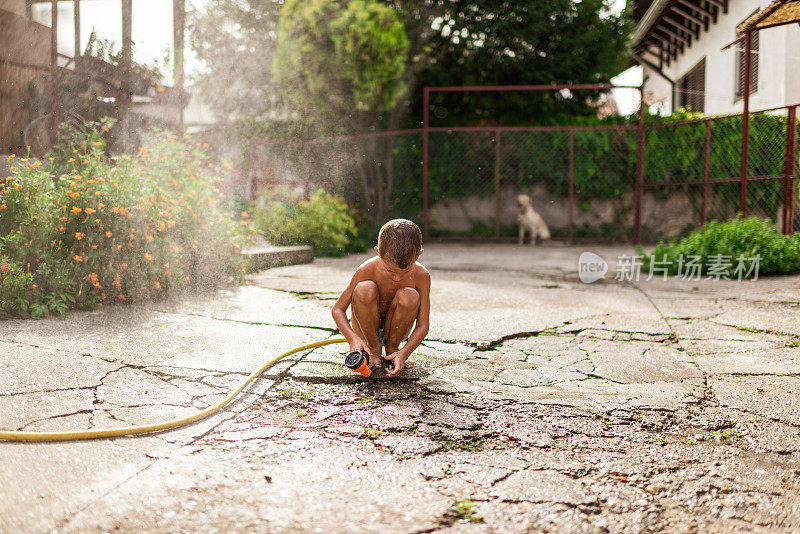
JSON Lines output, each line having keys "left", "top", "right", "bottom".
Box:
{"left": 517, "top": 194, "right": 550, "bottom": 245}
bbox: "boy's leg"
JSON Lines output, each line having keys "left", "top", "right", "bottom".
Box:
{"left": 383, "top": 287, "right": 420, "bottom": 369}
{"left": 350, "top": 280, "right": 383, "bottom": 367}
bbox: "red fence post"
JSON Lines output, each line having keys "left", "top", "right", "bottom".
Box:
{"left": 634, "top": 84, "right": 645, "bottom": 243}
{"left": 783, "top": 105, "right": 797, "bottom": 234}
{"left": 494, "top": 129, "right": 501, "bottom": 239}
{"left": 740, "top": 30, "right": 752, "bottom": 217}
{"left": 568, "top": 129, "right": 575, "bottom": 244}
{"left": 422, "top": 88, "right": 430, "bottom": 240}
{"left": 702, "top": 119, "right": 711, "bottom": 226}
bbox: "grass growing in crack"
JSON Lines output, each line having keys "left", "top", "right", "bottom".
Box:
{"left": 354, "top": 396, "right": 374, "bottom": 404}
{"left": 414, "top": 390, "right": 427, "bottom": 399}
{"left": 450, "top": 499, "right": 483, "bottom": 523}
{"left": 734, "top": 325, "right": 800, "bottom": 346}
{"left": 277, "top": 388, "right": 311, "bottom": 400}
{"left": 588, "top": 410, "right": 616, "bottom": 425}
{"left": 440, "top": 439, "right": 479, "bottom": 452}
{"left": 657, "top": 424, "right": 743, "bottom": 446}
{"left": 364, "top": 428, "right": 383, "bottom": 439}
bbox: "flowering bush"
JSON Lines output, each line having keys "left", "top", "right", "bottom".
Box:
{"left": 0, "top": 120, "right": 254, "bottom": 318}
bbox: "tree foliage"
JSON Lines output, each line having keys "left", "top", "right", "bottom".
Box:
{"left": 412, "top": 0, "right": 633, "bottom": 127}
{"left": 273, "top": 0, "right": 410, "bottom": 132}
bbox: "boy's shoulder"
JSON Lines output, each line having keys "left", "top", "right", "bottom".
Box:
{"left": 352, "top": 256, "right": 380, "bottom": 278}
{"left": 413, "top": 260, "right": 430, "bottom": 277}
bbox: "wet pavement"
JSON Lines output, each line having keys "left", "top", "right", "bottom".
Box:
{"left": 2, "top": 243, "right": 800, "bottom": 532}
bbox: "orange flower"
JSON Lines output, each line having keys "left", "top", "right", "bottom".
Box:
{"left": 156, "top": 221, "right": 166, "bottom": 232}
{"left": 167, "top": 219, "right": 175, "bottom": 228}
{"left": 154, "top": 281, "right": 161, "bottom": 289}
{"left": 0, "top": 204, "right": 5, "bottom": 210}
{"left": 67, "top": 158, "right": 75, "bottom": 163}
{"left": 59, "top": 225, "right": 66, "bottom": 232}
{"left": 119, "top": 262, "right": 128, "bottom": 270}
{"left": 106, "top": 231, "right": 113, "bottom": 238}
{"left": 118, "top": 293, "right": 127, "bottom": 301}
{"left": 75, "top": 232, "right": 85, "bottom": 240}
{"left": 59, "top": 216, "right": 68, "bottom": 221}
{"left": 73, "top": 255, "right": 83, "bottom": 262}
{"left": 144, "top": 253, "right": 154, "bottom": 262}
{"left": 31, "top": 283, "right": 37, "bottom": 289}
{"left": 85, "top": 207, "right": 96, "bottom": 215}
{"left": 71, "top": 206, "right": 82, "bottom": 214}
{"left": 0, "top": 264, "right": 8, "bottom": 272}
{"left": 146, "top": 234, "right": 154, "bottom": 242}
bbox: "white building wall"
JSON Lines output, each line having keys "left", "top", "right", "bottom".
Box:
{"left": 786, "top": 24, "right": 800, "bottom": 106}
{"left": 643, "top": 0, "right": 799, "bottom": 115}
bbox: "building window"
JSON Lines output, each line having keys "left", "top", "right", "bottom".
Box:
{"left": 735, "top": 29, "right": 759, "bottom": 99}
{"left": 677, "top": 58, "right": 705, "bottom": 113}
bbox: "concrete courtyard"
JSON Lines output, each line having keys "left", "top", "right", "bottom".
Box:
{"left": 1, "top": 243, "right": 800, "bottom": 532}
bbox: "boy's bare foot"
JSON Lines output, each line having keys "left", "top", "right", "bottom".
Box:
{"left": 368, "top": 345, "right": 383, "bottom": 368}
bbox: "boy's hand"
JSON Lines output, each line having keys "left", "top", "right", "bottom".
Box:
{"left": 385, "top": 350, "right": 415, "bottom": 378}
{"left": 349, "top": 338, "right": 382, "bottom": 368}
{"left": 349, "top": 337, "right": 371, "bottom": 357}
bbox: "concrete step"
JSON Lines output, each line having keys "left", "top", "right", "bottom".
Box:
{"left": 242, "top": 245, "right": 313, "bottom": 272}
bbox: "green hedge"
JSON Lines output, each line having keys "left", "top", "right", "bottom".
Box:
{"left": 640, "top": 217, "right": 800, "bottom": 278}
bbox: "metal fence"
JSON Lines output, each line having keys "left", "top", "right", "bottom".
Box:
{"left": 250, "top": 102, "right": 799, "bottom": 243}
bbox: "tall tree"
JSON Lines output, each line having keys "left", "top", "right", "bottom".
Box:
{"left": 272, "top": 0, "right": 410, "bottom": 219}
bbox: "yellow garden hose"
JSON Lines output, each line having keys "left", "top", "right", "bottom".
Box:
{"left": 0, "top": 337, "right": 347, "bottom": 442}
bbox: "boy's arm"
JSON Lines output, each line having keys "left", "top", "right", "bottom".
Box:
{"left": 386, "top": 270, "right": 431, "bottom": 377}
{"left": 331, "top": 270, "right": 372, "bottom": 356}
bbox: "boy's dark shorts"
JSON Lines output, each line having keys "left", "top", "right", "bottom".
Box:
{"left": 378, "top": 316, "right": 385, "bottom": 342}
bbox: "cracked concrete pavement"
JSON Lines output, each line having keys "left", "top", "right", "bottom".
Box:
{"left": 2, "top": 243, "right": 800, "bottom": 532}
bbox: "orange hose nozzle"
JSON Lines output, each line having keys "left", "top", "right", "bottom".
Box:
{"left": 345, "top": 350, "right": 371, "bottom": 377}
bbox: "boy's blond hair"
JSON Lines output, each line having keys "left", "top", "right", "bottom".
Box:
{"left": 377, "top": 219, "right": 422, "bottom": 269}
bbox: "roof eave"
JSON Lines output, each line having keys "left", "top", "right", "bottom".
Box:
{"left": 631, "top": 0, "right": 671, "bottom": 46}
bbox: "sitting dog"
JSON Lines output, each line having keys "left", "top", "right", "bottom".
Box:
{"left": 516, "top": 194, "right": 550, "bottom": 245}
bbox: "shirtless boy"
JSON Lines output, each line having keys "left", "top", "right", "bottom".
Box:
{"left": 331, "top": 219, "right": 431, "bottom": 378}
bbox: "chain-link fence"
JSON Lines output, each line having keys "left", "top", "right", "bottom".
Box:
{"left": 249, "top": 103, "right": 799, "bottom": 243}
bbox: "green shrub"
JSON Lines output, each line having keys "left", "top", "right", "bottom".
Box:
{"left": 253, "top": 189, "right": 358, "bottom": 256}
{"left": 640, "top": 217, "right": 800, "bottom": 278}
{"left": 0, "top": 120, "right": 253, "bottom": 318}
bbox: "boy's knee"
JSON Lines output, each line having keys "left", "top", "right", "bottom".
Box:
{"left": 396, "top": 287, "right": 420, "bottom": 310}
{"left": 353, "top": 280, "right": 378, "bottom": 303}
